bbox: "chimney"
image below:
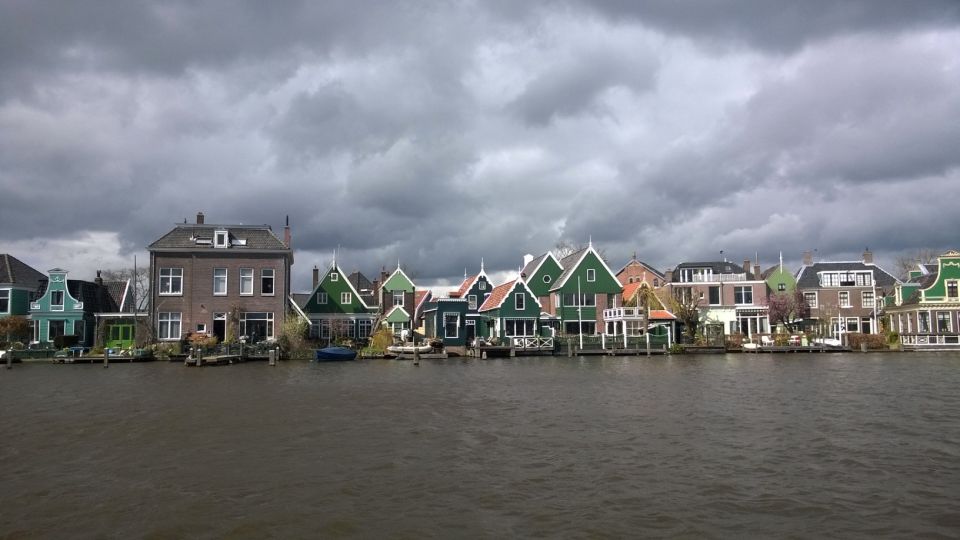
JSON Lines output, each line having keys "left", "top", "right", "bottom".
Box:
{"left": 283, "top": 215, "right": 291, "bottom": 248}
{"left": 743, "top": 258, "right": 751, "bottom": 276}
{"left": 803, "top": 251, "right": 813, "bottom": 266}
{"left": 862, "top": 248, "right": 873, "bottom": 265}
{"left": 754, "top": 263, "right": 762, "bottom": 280}
{"left": 95, "top": 270, "right": 103, "bottom": 286}
{"left": 196, "top": 212, "right": 205, "bottom": 225}
{"left": 523, "top": 253, "right": 534, "bottom": 267}
{"left": 312, "top": 266, "right": 319, "bottom": 289}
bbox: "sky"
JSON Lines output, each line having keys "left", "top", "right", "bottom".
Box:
{"left": 2, "top": 0, "right": 959, "bottom": 292}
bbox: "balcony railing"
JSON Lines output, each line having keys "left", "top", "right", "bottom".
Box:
{"left": 602, "top": 307, "right": 647, "bottom": 320}
{"left": 680, "top": 273, "right": 749, "bottom": 283}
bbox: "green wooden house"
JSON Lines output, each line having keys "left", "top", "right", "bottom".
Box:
{"left": 299, "top": 260, "right": 376, "bottom": 343}
{"left": 548, "top": 243, "right": 622, "bottom": 336}
{"left": 762, "top": 255, "right": 797, "bottom": 295}
{"left": 886, "top": 250, "right": 960, "bottom": 349}
{"left": 1, "top": 254, "right": 45, "bottom": 322}
{"left": 448, "top": 261, "right": 494, "bottom": 342}
{"left": 379, "top": 264, "right": 416, "bottom": 334}
{"left": 423, "top": 297, "right": 469, "bottom": 347}
{"left": 29, "top": 269, "right": 134, "bottom": 348}
{"left": 478, "top": 277, "right": 542, "bottom": 341}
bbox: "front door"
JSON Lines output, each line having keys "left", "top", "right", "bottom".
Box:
{"left": 465, "top": 321, "right": 476, "bottom": 344}
{"left": 213, "top": 313, "right": 226, "bottom": 342}
{"left": 106, "top": 323, "right": 134, "bottom": 350}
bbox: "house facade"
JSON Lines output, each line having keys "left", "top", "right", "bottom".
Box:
{"left": 1, "top": 254, "right": 45, "bottom": 320}
{"left": 885, "top": 250, "right": 960, "bottom": 348}
{"left": 378, "top": 265, "right": 416, "bottom": 334}
{"left": 148, "top": 212, "right": 293, "bottom": 343}
{"left": 795, "top": 250, "right": 899, "bottom": 336}
{"left": 448, "top": 262, "right": 494, "bottom": 342}
{"left": 548, "top": 244, "right": 622, "bottom": 336}
{"left": 616, "top": 257, "right": 665, "bottom": 288}
{"left": 300, "top": 260, "right": 376, "bottom": 343}
{"left": 665, "top": 260, "right": 769, "bottom": 337}
{"left": 478, "top": 278, "right": 542, "bottom": 341}
{"left": 423, "top": 297, "right": 469, "bottom": 347}
{"left": 29, "top": 269, "right": 131, "bottom": 348}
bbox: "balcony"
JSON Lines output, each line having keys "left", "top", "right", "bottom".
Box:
{"left": 683, "top": 273, "right": 748, "bottom": 283}
{"left": 603, "top": 307, "right": 647, "bottom": 321}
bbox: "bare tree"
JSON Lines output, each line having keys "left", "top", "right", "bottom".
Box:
{"left": 100, "top": 266, "right": 150, "bottom": 311}
{"left": 553, "top": 239, "right": 608, "bottom": 262}
{"left": 658, "top": 286, "right": 700, "bottom": 342}
{"left": 767, "top": 290, "right": 810, "bottom": 332}
{"left": 894, "top": 248, "right": 939, "bottom": 281}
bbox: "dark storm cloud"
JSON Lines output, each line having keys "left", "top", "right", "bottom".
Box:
{"left": 1, "top": 0, "right": 959, "bottom": 286}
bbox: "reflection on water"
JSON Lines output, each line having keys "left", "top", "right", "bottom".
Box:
{"left": 2, "top": 353, "right": 959, "bottom": 538}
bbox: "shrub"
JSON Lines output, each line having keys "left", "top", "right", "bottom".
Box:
{"left": 53, "top": 334, "right": 80, "bottom": 349}
{"left": 277, "top": 317, "right": 311, "bottom": 359}
{"left": 774, "top": 333, "right": 790, "bottom": 346}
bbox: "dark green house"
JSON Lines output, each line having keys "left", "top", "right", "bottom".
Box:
{"left": 0, "top": 254, "right": 45, "bottom": 322}
{"left": 424, "top": 297, "right": 469, "bottom": 347}
{"left": 299, "top": 260, "right": 376, "bottom": 343}
{"left": 29, "top": 269, "right": 134, "bottom": 348}
{"left": 448, "top": 262, "right": 494, "bottom": 342}
{"left": 478, "top": 277, "right": 542, "bottom": 341}
{"left": 548, "top": 244, "right": 622, "bottom": 336}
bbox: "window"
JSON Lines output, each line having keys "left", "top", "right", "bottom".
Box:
{"left": 50, "top": 290, "right": 64, "bottom": 311}
{"left": 214, "top": 230, "right": 229, "bottom": 248}
{"left": 654, "top": 278, "right": 660, "bottom": 287}
{"left": 196, "top": 323, "right": 207, "bottom": 333}
{"left": 239, "top": 268, "right": 254, "bottom": 295}
{"left": 734, "top": 286, "right": 752, "bottom": 305}
{"left": 331, "top": 272, "right": 339, "bottom": 282}
{"left": 213, "top": 268, "right": 227, "bottom": 295}
{"left": 862, "top": 291, "right": 875, "bottom": 308}
{"left": 564, "top": 321, "right": 596, "bottom": 335}
{"left": 48, "top": 320, "right": 66, "bottom": 341}
{"left": 562, "top": 293, "right": 595, "bottom": 307}
{"left": 937, "top": 312, "right": 951, "bottom": 333}
{"left": 679, "top": 268, "right": 713, "bottom": 283}
{"left": 341, "top": 292, "right": 352, "bottom": 304}
{"left": 479, "top": 281, "right": 486, "bottom": 291}
{"left": 515, "top": 293, "right": 525, "bottom": 311}
{"left": 504, "top": 319, "right": 535, "bottom": 337}
{"left": 159, "top": 268, "right": 183, "bottom": 295}
{"left": 586, "top": 268, "right": 596, "bottom": 282}
{"left": 947, "top": 281, "right": 959, "bottom": 299}
{"left": 804, "top": 292, "right": 818, "bottom": 308}
{"left": 918, "top": 312, "right": 930, "bottom": 333}
{"left": 261, "top": 269, "right": 275, "bottom": 295}
{"left": 158, "top": 312, "right": 182, "bottom": 340}
{"left": 444, "top": 313, "right": 459, "bottom": 338}
{"left": 240, "top": 312, "right": 274, "bottom": 340}
{"left": 839, "top": 291, "right": 850, "bottom": 308}
{"left": 543, "top": 275, "right": 552, "bottom": 284}
{"left": 777, "top": 283, "right": 786, "bottom": 292}
{"left": 0, "top": 289, "right": 8, "bottom": 313}
{"left": 358, "top": 319, "right": 373, "bottom": 338}
{"left": 846, "top": 317, "right": 859, "bottom": 333}
{"left": 468, "top": 295, "right": 477, "bottom": 310}
{"left": 317, "top": 292, "right": 328, "bottom": 304}
{"left": 708, "top": 286, "right": 721, "bottom": 305}
{"left": 393, "top": 291, "right": 404, "bottom": 307}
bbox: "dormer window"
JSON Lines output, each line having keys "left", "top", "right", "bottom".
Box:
{"left": 587, "top": 269, "right": 596, "bottom": 282}
{"left": 214, "top": 230, "right": 228, "bottom": 248}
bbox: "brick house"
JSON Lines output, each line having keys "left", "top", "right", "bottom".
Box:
{"left": 148, "top": 212, "right": 293, "bottom": 343}
{"left": 664, "top": 259, "right": 769, "bottom": 338}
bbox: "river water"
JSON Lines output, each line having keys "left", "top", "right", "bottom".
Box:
{"left": 2, "top": 353, "right": 959, "bottom": 539}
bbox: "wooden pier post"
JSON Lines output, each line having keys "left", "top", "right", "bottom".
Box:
{"left": 5, "top": 349, "right": 11, "bottom": 369}
{"left": 103, "top": 348, "right": 109, "bottom": 368}
{"left": 269, "top": 347, "right": 276, "bottom": 366}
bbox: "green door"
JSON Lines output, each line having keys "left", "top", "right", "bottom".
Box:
{"left": 106, "top": 324, "right": 134, "bottom": 350}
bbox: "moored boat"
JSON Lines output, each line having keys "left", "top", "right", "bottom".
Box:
{"left": 315, "top": 346, "right": 357, "bottom": 361}
{"left": 386, "top": 343, "right": 433, "bottom": 354}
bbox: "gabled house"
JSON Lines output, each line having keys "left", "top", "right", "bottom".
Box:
{"left": 478, "top": 276, "right": 542, "bottom": 341}
{"left": 616, "top": 256, "right": 666, "bottom": 288}
{"left": 548, "top": 243, "right": 622, "bottom": 336}
{"left": 1, "top": 254, "right": 45, "bottom": 320}
{"left": 300, "top": 260, "right": 376, "bottom": 343}
{"left": 520, "top": 252, "right": 564, "bottom": 313}
{"left": 378, "top": 264, "right": 417, "bottom": 334}
{"left": 885, "top": 250, "right": 960, "bottom": 348}
{"left": 795, "top": 249, "right": 899, "bottom": 336}
{"left": 762, "top": 255, "right": 797, "bottom": 295}
{"left": 664, "top": 259, "right": 769, "bottom": 338}
{"left": 29, "top": 269, "right": 132, "bottom": 348}
{"left": 148, "top": 212, "right": 293, "bottom": 343}
{"left": 423, "top": 297, "right": 469, "bottom": 348}
{"left": 448, "top": 261, "right": 494, "bottom": 342}
{"left": 412, "top": 289, "right": 432, "bottom": 334}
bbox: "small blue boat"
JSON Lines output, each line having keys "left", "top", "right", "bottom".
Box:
{"left": 315, "top": 346, "right": 357, "bottom": 361}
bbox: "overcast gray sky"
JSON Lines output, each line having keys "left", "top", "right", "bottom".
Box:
{"left": 2, "top": 0, "right": 959, "bottom": 291}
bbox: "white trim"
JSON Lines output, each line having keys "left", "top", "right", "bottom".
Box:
{"left": 214, "top": 230, "right": 229, "bottom": 248}
{"left": 550, "top": 245, "right": 622, "bottom": 291}
{"left": 586, "top": 268, "right": 596, "bottom": 282}
{"left": 261, "top": 268, "right": 275, "bottom": 296}
{"left": 317, "top": 292, "right": 328, "bottom": 304}
{"left": 316, "top": 262, "right": 372, "bottom": 309}
{"left": 239, "top": 268, "right": 254, "bottom": 296}
{"left": 288, "top": 295, "right": 311, "bottom": 323}
{"left": 526, "top": 252, "right": 562, "bottom": 282}
{"left": 514, "top": 292, "right": 525, "bottom": 311}
{"left": 383, "top": 266, "right": 416, "bottom": 292}
{"left": 340, "top": 292, "right": 352, "bottom": 305}
{"left": 158, "top": 267, "right": 183, "bottom": 296}
{"left": 443, "top": 312, "right": 460, "bottom": 339}
{"left": 213, "top": 268, "right": 228, "bottom": 296}
{"left": 0, "top": 288, "right": 9, "bottom": 314}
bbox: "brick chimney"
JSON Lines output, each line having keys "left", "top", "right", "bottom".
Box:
{"left": 754, "top": 263, "right": 762, "bottom": 280}
{"left": 862, "top": 248, "right": 873, "bottom": 265}
{"left": 803, "top": 251, "right": 813, "bottom": 266}
{"left": 95, "top": 270, "right": 103, "bottom": 286}
{"left": 196, "top": 212, "right": 205, "bottom": 225}
{"left": 743, "top": 258, "right": 751, "bottom": 276}
{"left": 283, "top": 215, "right": 291, "bottom": 248}
{"left": 312, "top": 266, "right": 319, "bottom": 289}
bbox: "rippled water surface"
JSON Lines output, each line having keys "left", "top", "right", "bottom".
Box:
{"left": 2, "top": 353, "right": 959, "bottom": 538}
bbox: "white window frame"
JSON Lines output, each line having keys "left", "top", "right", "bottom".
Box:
{"left": 936, "top": 311, "right": 952, "bottom": 333}
{"left": 50, "top": 290, "right": 64, "bottom": 311}
{"left": 317, "top": 292, "right": 328, "bottom": 305}
{"left": 261, "top": 268, "right": 275, "bottom": 296}
{"left": 586, "top": 268, "right": 596, "bottom": 282}
{"left": 239, "top": 268, "right": 254, "bottom": 296}
{"left": 331, "top": 272, "right": 339, "bottom": 282}
{"left": 0, "top": 289, "right": 9, "bottom": 313}
{"left": 214, "top": 230, "right": 228, "bottom": 248}
{"left": 340, "top": 292, "right": 351, "bottom": 305}
{"left": 543, "top": 275, "right": 552, "bottom": 284}
{"left": 444, "top": 312, "right": 459, "bottom": 339}
{"left": 946, "top": 280, "right": 959, "bottom": 300}
{"left": 358, "top": 319, "right": 373, "bottom": 338}
{"left": 213, "top": 268, "right": 228, "bottom": 296}
{"left": 504, "top": 318, "right": 535, "bottom": 337}
{"left": 839, "top": 291, "right": 851, "bottom": 308}
{"left": 159, "top": 268, "right": 183, "bottom": 296}
{"left": 804, "top": 291, "right": 818, "bottom": 309}
{"left": 468, "top": 295, "right": 477, "bottom": 310}
{"left": 479, "top": 281, "right": 486, "bottom": 291}
{"left": 734, "top": 286, "right": 753, "bottom": 305}
{"left": 515, "top": 292, "right": 525, "bottom": 311}
{"left": 157, "top": 312, "right": 182, "bottom": 340}
{"left": 196, "top": 323, "right": 207, "bottom": 333}
{"left": 861, "top": 291, "right": 875, "bottom": 308}
{"left": 393, "top": 290, "right": 404, "bottom": 307}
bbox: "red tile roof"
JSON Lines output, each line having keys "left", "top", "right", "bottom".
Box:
{"left": 479, "top": 280, "right": 516, "bottom": 312}
{"left": 450, "top": 274, "right": 478, "bottom": 298}
{"left": 649, "top": 309, "right": 676, "bottom": 320}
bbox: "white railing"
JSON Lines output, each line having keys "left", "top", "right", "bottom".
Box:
{"left": 684, "top": 273, "right": 748, "bottom": 283}
{"left": 602, "top": 307, "right": 646, "bottom": 320}
{"left": 512, "top": 337, "right": 554, "bottom": 350}
{"left": 902, "top": 334, "right": 960, "bottom": 346}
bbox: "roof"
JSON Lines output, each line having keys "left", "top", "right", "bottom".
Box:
{"left": 291, "top": 293, "right": 312, "bottom": 309}
{"left": 414, "top": 290, "right": 431, "bottom": 319}
{"left": 0, "top": 254, "right": 45, "bottom": 289}
{"left": 479, "top": 280, "right": 515, "bottom": 312}
{"left": 900, "top": 274, "right": 939, "bottom": 305}
{"left": 521, "top": 252, "right": 562, "bottom": 280}
{"left": 616, "top": 258, "right": 665, "bottom": 280}
{"left": 551, "top": 245, "right": 621, "bottom": 291}
{"left": 66, "top": 279, "right": 127, "bottom": 313}
{"left": 671, "top": 261, "right": 749, "bottom": 280}
{"left": 148, "top": 224, "right": 290, "bottom": 252}
{"left": 649, "top": 309, "right": 677, "bottom": 320}
{"left": 348, "top": 271, "right": 377, "bottom": 305}
{"left": 795, "top": 261, "right": 899, "bottom": 289}
{"left": 761, "top": 265, "right": 792, "bottom": 279}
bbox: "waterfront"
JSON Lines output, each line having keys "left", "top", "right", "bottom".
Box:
{"left": 2, "top": 353, "right": 959, "bottom": 538}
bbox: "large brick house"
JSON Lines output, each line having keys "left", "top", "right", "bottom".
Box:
{"left": 663, "top": 259, "right": 769, "bottom": 338}
{"left": 148, "top": 212, "right": 293, "bottom": 343}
